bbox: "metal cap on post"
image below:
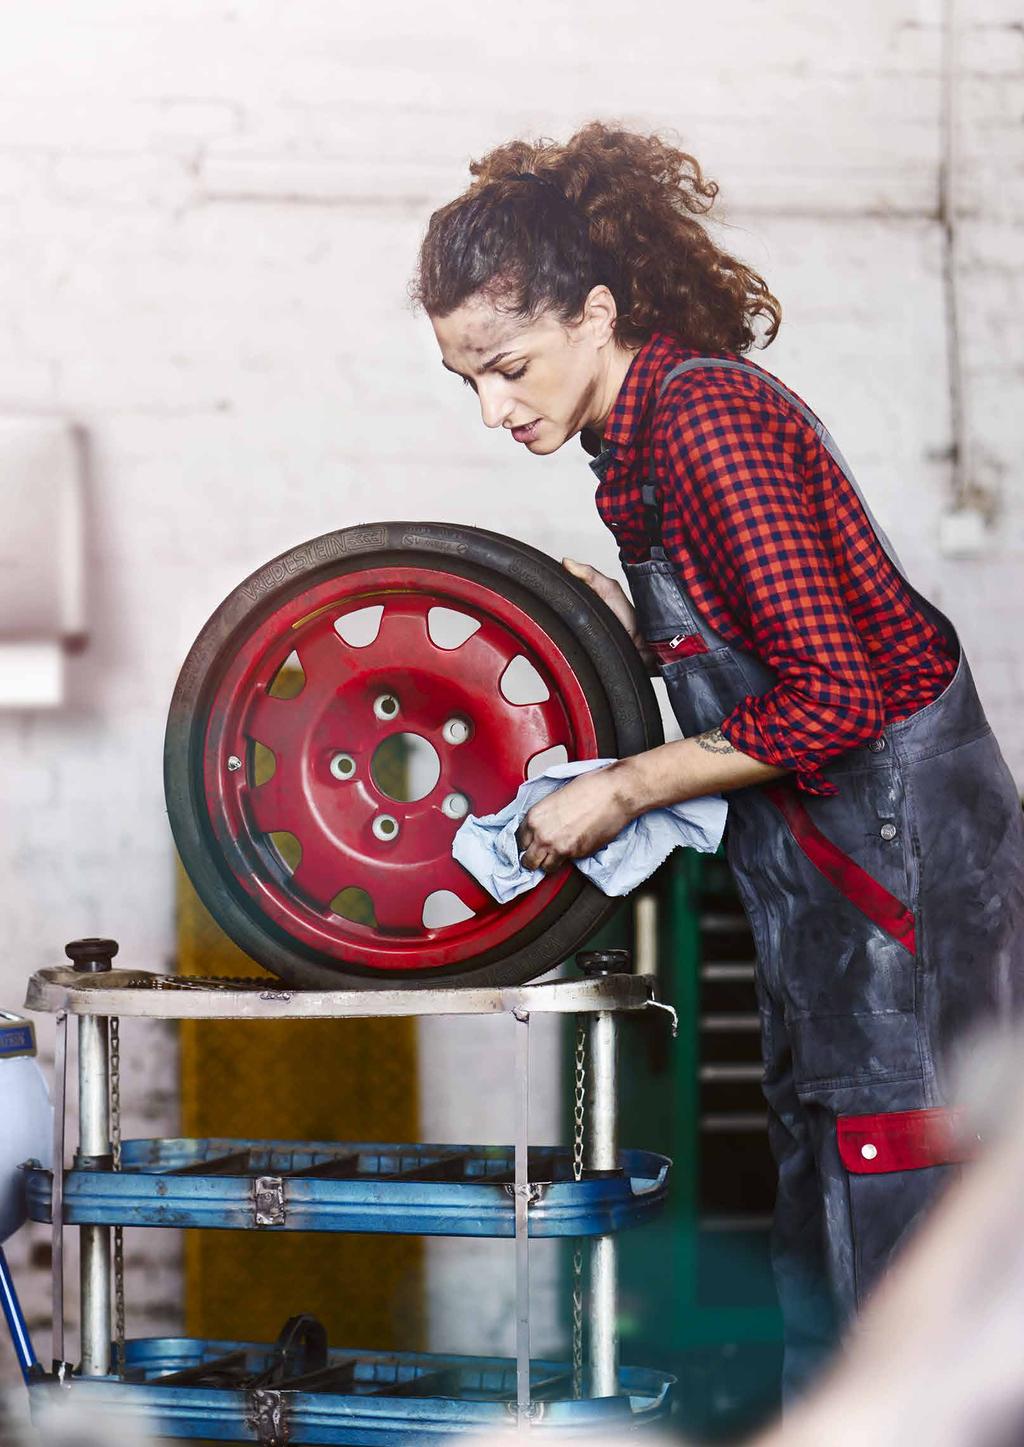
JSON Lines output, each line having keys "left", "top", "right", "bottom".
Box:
{"left": 65, "top": 939, "right": 118, "bottom": 973}
{"left": 576, "top": 949, "right": 632, "bottom": 977}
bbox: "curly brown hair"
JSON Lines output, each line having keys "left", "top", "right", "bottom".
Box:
{"left": 412, "top": 121, "right": 781, "bottom": 353}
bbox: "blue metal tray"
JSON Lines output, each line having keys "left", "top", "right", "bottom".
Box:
{"left": 24, "top": 1139, "right": 670, "bottom": 1236}
{"left": 29, "top": 1337, "right": 674, "bottom": 1440}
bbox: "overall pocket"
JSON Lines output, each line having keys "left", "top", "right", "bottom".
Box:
{"left": 660, "top": 647, "right": 758, "bottom": 739}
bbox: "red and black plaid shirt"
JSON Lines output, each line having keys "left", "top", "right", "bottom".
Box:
{"left": 589, "top": 331, "right": 957, "bottom": 796}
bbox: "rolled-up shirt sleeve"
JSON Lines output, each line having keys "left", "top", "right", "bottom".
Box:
{"left": 660, "top": 389, "right": 885, "bottom": 796}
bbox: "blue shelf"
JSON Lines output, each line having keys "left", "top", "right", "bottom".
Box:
{"left": 30, "top": 1337, "right": 674, "bottom": 1441}
{"left": 25, "top": 1138, "right": 670, "bottom": 1237}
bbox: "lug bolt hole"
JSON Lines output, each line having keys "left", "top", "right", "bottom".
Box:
{"left": 442, "top": 717, "right": 472, "bottom": 746}
{"left": 374, "top": 693, "right": 400, "bottom": 721}
{"left": 330, "top": 753, "right": 356, "bottom": 781}
{"left": 442, "top": 793, "right": 470, "bottom": 820}
{"left": 372, "top": 814, "right": 400, "bottom": 841}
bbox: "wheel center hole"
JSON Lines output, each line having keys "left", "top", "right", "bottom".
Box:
{"left": 371, "top": 733, "right": 441, "bottom": 803}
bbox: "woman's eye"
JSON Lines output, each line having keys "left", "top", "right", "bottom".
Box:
{"left": 462, "top": 376, "right": 478, "bottom": 393}
{"left": 501, "top": 365, "right": 528, "bottom": 382}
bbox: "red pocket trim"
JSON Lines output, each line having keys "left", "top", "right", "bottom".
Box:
{"left": 649, "top": 633, "right": 709, "bottom": 664}
{"left": 765, "top": 785, "right": 916, "bottom": 954}
{"left": 837, "top": 1108, "right": 976, "bottom": 1173}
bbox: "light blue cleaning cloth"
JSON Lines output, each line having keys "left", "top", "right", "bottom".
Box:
{"left": 452, "top": 758, "right": 727, "bottom": 903}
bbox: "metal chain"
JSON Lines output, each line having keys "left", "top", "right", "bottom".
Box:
{"left": 109, "top": 1018, "right": 122, "bottom": 1171}
{"left": 572, "top": 1019, "right": 586, "bottom": 1184}
{"left": 571, "top": 1017, "right": 586, "bottom": 1397}
{"left": 109, "top": 1015, "right": 126, "bottom": 1377}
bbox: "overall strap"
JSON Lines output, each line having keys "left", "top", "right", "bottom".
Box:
{"left": 645, "top": 357, "right": 908, "bottom": 580}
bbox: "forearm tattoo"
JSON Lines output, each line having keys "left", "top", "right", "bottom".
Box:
{"left": 695, "top": 727, "right": 736, "bottom": 756}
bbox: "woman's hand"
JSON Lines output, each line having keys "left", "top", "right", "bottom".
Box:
{"left": 517, "top": 765, "right": 634, "bottom": 872}
{"left": 562, "top": 558, "right": 656, "bottom": 670}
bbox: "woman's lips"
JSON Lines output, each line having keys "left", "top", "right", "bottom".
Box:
{"left": 511, "top": 418, "right": 541, "bottom": 443}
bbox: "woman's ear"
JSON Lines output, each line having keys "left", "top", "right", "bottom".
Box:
{"left": 580, "top": 285, "right": 618, "bottom": 347}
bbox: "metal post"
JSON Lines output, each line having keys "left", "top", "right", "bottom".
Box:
{"left": 578, "top": 949, "right": 628, "bottom": 1400}
{"left": 78, "top": 1013, "right": 111, "bottom": 1376}
{"left": 588, "top": 1234, "right": 618, "bottom": 1397}
{"left": 633, "top": 892, "right": 659, "bottom": 979}
{"left": 512, "top": 1006, "right": 532, "bottom": 1424}
{"left": 50, "top": 1011, "right": 68, "bottom": 1376}
{"left": 585, "top": 1006, "right": 619, "bottom": 1173}
{"left": 586, "top": 1007, "right": 619, "bottom": 1398}
{"left": 66, "top": 938, "right": 119, "bottom": 1378}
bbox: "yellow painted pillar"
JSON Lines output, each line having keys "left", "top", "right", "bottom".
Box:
{"left": 176, "top": 866, "right": 424, "bottom": 1349}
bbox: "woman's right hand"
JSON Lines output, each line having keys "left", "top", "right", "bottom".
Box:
{"left": 562, "top": 558, "right": 656, "bottom": 671}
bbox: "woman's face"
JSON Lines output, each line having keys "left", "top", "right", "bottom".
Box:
{"left": 430, "top": 290, "right": 620, "bottom": 455}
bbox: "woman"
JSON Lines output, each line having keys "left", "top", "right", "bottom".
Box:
{"left": 412, "top": 122, "right": 1024, "bottom": 1391}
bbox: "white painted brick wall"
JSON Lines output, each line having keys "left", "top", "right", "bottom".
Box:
{"left": 0, "top": 0, "right": 1020, "bottom": 1384}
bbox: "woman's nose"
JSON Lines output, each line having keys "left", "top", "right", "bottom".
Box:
{"left": 478, "top": 382, "right": 513, "bottom": 430}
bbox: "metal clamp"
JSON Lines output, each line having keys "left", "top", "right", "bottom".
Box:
{"left": 503, "top": 1182, "right": 547, "bottom": 1206}
{"left": 253, "top": 1177, "right": 286, "bottom": 1228}
{"left": 506, "top": 1399, "right": 545, "bottom": 1424}
{"left": 246, "top": 1387, "right": 290, "bottom": 1445}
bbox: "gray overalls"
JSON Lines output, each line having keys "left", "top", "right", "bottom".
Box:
{"left": 592, "top": 359, "right": 1024, "bottom": 1392}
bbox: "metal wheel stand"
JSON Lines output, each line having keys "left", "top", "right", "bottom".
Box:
{"left": 22, "top": 943, "right": 678, "bottom": 1440}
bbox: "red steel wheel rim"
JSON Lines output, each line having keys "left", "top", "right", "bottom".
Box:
{"left": 201, "top": 565, "right": 601, "bottom": 970}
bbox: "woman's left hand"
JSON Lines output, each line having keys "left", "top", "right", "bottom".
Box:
{"left": 516, "top": 766, "right": 634, "bottom": 873}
